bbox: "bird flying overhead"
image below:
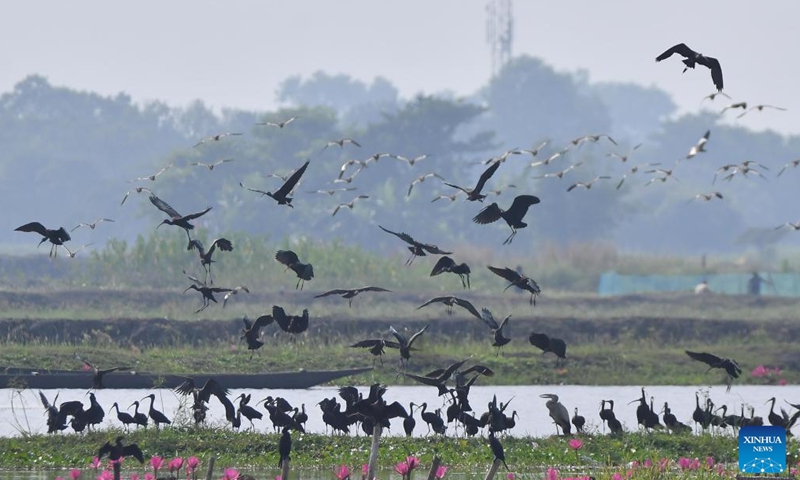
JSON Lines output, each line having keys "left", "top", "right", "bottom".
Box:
{"left": 487, "top": 265, "right": 541, "bottom": 305}
{"left": 378, "top": 225, "right": 452, "bottom": 265}
{"left": 314, "top": 286, "right": 391, "bottom": 307}
{"left": 443, "top": 160, "right": 500, "bottom": 202}
{"left": 473, "top": 194, "right": 541, "bottom": 245}
{"left": 256, "top": 116, "right": 298, "bottom": 128}
{"left": 656, "top": 43, "right": 723, "bottom": 91}
{"left": 685, "top": 350, "right": 741, "bottom": 392}
{"left": 193, "top": 132, "right": 242, "bottom": 147}
{"left": 686, "top": 130, "right": 710, "bottom": 159}
{"left": 192, "top": 158, "right": 234, "bottom": 171}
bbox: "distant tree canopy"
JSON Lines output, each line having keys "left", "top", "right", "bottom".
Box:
{"left": 2, "top": 63, "right": 800, "bottom": 257}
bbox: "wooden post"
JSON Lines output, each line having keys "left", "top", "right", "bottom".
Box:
{"left": 483, "top": 459, "right": 501, "bottom": 480}
{"left": 425, "top": 455, "right": 442, "bottom": 480}
{"left": 205, "top": 457, "right": 216, "bottom": 480}
{"left": 280, "top": 459, "right": 290, "bottom": 480}
{"left": 113, "top": 462, "right": 121, "bottom": 480}
{"left": 366, "top": 423, "right": 383, "bottom": 480}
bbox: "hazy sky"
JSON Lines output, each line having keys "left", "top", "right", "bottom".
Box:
{"left": 2, "top": 1, "right": 798, "bottom": 134}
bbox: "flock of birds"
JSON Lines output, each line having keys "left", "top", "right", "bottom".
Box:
{"left": 9, "top": 42, "right": 800, "bottom": 469}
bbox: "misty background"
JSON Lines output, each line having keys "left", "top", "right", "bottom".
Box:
{"left": 1, "top": 1, "right": 799, "bottom": 269}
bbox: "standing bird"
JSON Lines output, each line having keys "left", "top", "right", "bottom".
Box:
{"left": 488, "top": 431, "right": 510, "bottom": 470}
{"left": 443, "top": 160, "right": 500, "bottom": 202}
{"left": 250, "top": 160, "right": 310, "bottom": 207}
{"left": 275, "top": 250, "right": 314, "bottom": 290}
{"left": 314, "top": 286, "right": 391, "bottom": 307}
{"left": 378, "top": 225, "right": 452, "bottom": 265}
{"left": 191, "top": 158, "right": 234, "bottom": 171}
{"left": 686, "top": 130, "right": 711, "bottom": 159}
{"left": 429, "top": 256, "right": 472, "bottom": 289}
{"left": 389, "top": 324, "right": 430, "bottom": 365}
{"left": 72, "top": 218, "right": 114, "bottom": 232}
{"left": 572, "top": 407, "right": 586, "bottom": 433}
{"left": 479, "top": 308, "right": 512, "bottom": 354}
{"left": 193, "top": 132, "right": 242, "bottom": 147}
{"left": 129, "top": 401, "right": 149, "bottom": 429}
{"left": 332, "top": 195, "right": 369, "bottom": 216}
{"left": 39, "top": 391, "right": 68, "bottom": 434}
{"left": 141, "top": 393, "right": 172, "bottom": 429}
{"left": 98, "top": 436, "right": 145, "bottom": 464}
{"left": 278, "top": 427, "right": 292, "bottom": 468}
{"left": 188, "top": 238, "right": 233, "bottom": 285}
{"left": 655, "top": 43, "right": 723, "bottom": 91}
{"left": 473, "top": 194, "right": 541, "bottom": 245}
{"left": 110, "top": 403, "right": 137, "bottom": 431}
{"left": 540, "top": 393, "right": 571, "bottom": 435}
{"left": 14, "top": 222, "right": 71, "bottom": 258}
{"left": 487, "top": 265, "right": 541, "bottom": 305}
{"left": 148, "top": 194, "right": 212, "bottom": 249}
{"left": 529, "top": 332, "right": 567, "bottom": 363}
{"left": 685, "top": 350, "right": 742, "bottom": 392}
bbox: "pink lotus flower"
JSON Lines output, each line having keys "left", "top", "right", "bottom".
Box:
{"left": 717, "top": 464, "right": 726, "bottom": 476}
{"left": 568, "top": 438, "right": 583, "bottom": 450}
{"left": 678, "top": 457, "right": 691, "bottom": 470}
{"left": 98, "top": 471, "right": 113, "bottom": 480}
{"left": 130, "top": 474, "right": 139, "bottom": 480}
{"left": 612, "top": 474, "right": 623, "bottom": 480}
{"left": 56, "top": 477, "right": 64, "bottom": 480}
{"left": 690, "top": 458, "right": 700, "bottom": 470}
{"left": 405, "top": 456, "right": 420, "bottom": 471}
{"left": 150, "top": 456, "right": 164, "bottom": 474}
{"left": 361, "top": 464, "right": 368, "bottom": 480}
{"left": 169, "top": 458, "right": 184, "bottom": 474}
{"left": 706, "top": 456, "right": 715, "bottom": 468}
{"left": 334, "top": 465, "right": 350, "bottom": 480}
{"left": 780, "top": 379, "right": 788, "bottom": 386}
{"left": 91, "top": 458, "right": 102, "bottom": 470}
{"left": 186, "top": 457, "right": 200, "bottom": 472}
{"left": 394, "top": 462, "right": 410, "bottom": 476}
{"left": 222, "top": 468, "right": 239, "bottom": 480}
{"left": 144, "top": 474, "right": 154, "bottom": 480}
{"left": 435, "top": 465, "right": 448, "bottom": 479}
{"left": 643, "top": 459, "right": 652, "bottom": 468}
{"left": 506, "top": 474, "right": 515, "bottom": 480}
{"left": 546, "top": 467, "right": 558, "bottom": 480}
{"left": 659, "top": 458, "right": 669, "bottom": 471}
{"left": 71, "top": 469, "right": 82, "bottom": 480}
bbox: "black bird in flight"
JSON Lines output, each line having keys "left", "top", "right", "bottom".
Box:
{"left": 529, "top": 332, "right": 567, "bottom": 363}
{"left": 479, "top": 308, "right": 512, "bottom": 354}
{"left": 241, "top": 315, "right": 274, "bottom": 358}
{"left": 351, "top": 338, "right": 403, "bottom": 364}
{"left": 417, "top": 296, "right": 482, "bottom": 319}
{"left": 390, "top": 324, "right": 430, "bottom": 365}
{"left": 188, "top": 238, "right": 234, "bottom": 285}
{"left": 685, "top": 350, "right": 742, "bottom": 392}
{"left": 148, "top": 194, "right": 212, "bottom": 248}
{"left": 378, "top": 225, "right": 452, "bottom": 265}
{"left": 275, "top": 250, "right": 314, "bottom": 290}
{"left": 656, "top": 43, "right": 723, "bottom": 91}
{"left": 314, "top": 286, "right": 391, "bottom": 307}
{"left": 76, "top": 354, "right": 129, "bottom": 389}
{"left": 244, "top": 160, "right": 310, "bottom": 207}
{"left": 272, "top": 305, "right": 310, "bottom": 334}
{"left": 15, "top": 222, "right": 71, "bottom": 258}
{"left": 443, "top": 160, "right": 500, "bottom": 202}
{"left": 473, "top": 195, "right": 541, "bottom": 245}
{"left": 429, "top": 256, "right": 472, "bottom": 289}
{"left": 487, "top": 265, "right": 541, "bottom": 305}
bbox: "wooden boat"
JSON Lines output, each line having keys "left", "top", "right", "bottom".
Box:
{"left": 0, "top": 366, "right": 373, "bottom": 390}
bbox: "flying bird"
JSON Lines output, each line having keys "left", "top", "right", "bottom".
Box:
{"left": 479, "top": 308, "right": 512, "bottom": 354}
{"left": 188, "top": 237, "right": 234, "bottom": 284}
{"left": 431, "top": 193, "right": 461, "bottom": 203}
{"left": 777, "top": 159, "right": 800, "bottom": 177}
{"left": 407, "top": 173, "right": 445, "bottom": 196}
{"left": 606, "top": 144, "right": 642, "bottom": 163}
{"left": 392, "top": 154, "right": 431, "bottom": 166}
{"left": 389, "top": 324, "right": 430, "bottom": 365}
{"left": 193, "top": 132, "right": 242, "bottom": 147}
{"left": 364, "top": 152, "right": 392, "bottom": 165}
{"left": 417, "top": 296, "right": 481, "bottom": 319}
{"left": 686, "top": 130, "right": 710, "bottom": 159}
{"left": 571, "top": 134, "right": 617, "bottom": 147}
{"left": 351, "top": 338, "right": 402, "bottom": 364}
{"left": 616, "top": 163, "right": 661, "bottom": 189}
{"left": 487, "top": 140, "right": 549, "bottom": 165}
{"left": 222, "top": 286, "right": 250, "bottom": 309}
{"left": 148, "top": 194, "right": 212, "bottom": 248}
{"left": 332, "top": 195, "right": 369, "bottom": 217}
{"left": 530, "top": 148, "right": 570, "bottom": 168}
{"left": 338, "top": 159, "right": 366, "bottom": 179}
{"left": 378, "top": 225, "right": 452, "bottom": 265}
{"left": 429, "top": 256, "right": 471, "bottom": 289}
{"left": 776, "top": 221, "right": 800, "bottom": 231}
{"left": 529, "top": 333, "right": 567, "bottom": 362}
{"left": 129, "top": 164, "right": 173, "bottom": 182}
{"left": 473, "top": 194, "right": 541, "bottom": 245}
{"left": 307, "top": 187, "right": 357, "bottom": 195}
{"left": 14, "top": 222, "right": 71, "bottom": 258}
{"left": 256, "top": 116, "right": 298, "bottom": 128}
{"left": 243, "top": 160, "right": 309, "bottom": 207}
{"left": 323, "top": 138, "right": 361, "bottom": 150}
{"left": 690, "top": 192, "right": 724, "bottom": 202}
{"left": 685, "top": 350, "right": 742, "bottom": 392}
{"left": 567, "top": 176, "right": 612, "bottom": 192}
{"left": 533, "top": 162, "right": 583, "bottom": 180}
{"left": 275, "top": 250, "right": 314, "bottom": 290}
{"left": 314, "top": 286, "right": 391, "bottom": 307}
{"left": 720, "top": 102, "right": 748, "bottom": 114}
{"left": 72, "top": 218, "right": 115, "bottom": 232}
{"left": 120, "top": 186, "right": 153, "bottom": 206}
{"left": 63, "top": 243, "right": 94, "bottom": 258}
{"left": 701, "top": 91, "right": 731, "bottom": 103}
{"left": 487, "top": 265, "right": 541, "bottom": 305}
{"left": 191, "top": 158, "right": 234, "bottom": 171}
{"left": 443, "top": 160, "right": 500, "bottom": 202}
{"left": 656, "top": 43, "right": 723, "bottom": 91}
{"left": 737, "top": 104, "right": 788, "bottom": 119}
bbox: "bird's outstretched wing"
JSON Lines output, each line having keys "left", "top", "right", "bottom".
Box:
{"left": 697, "top": 56, "right": 724, "bottom": 91}
{"left": 416, "top": 296, "right": 454, "bottom": 310}
{"left": 430, "top": 256, "right": 456, "bottom": 276}
{"left": 275, "top": 160, "right": 310, "bottom": 198}
{"left": 275, "top": 250, "right": 300, "bottom": 267}
{"left": 122, "top": 444, "right": 145, "bottom": 463}
{"left": 420, "top": 242, "right": 452, "bottom": 255}
{"left": 182, "top": 207, "right": 213, "bottom": 221}
{"left": 453, "top": 298, "right": 482, "bottom": 320}
{"left": 378, "top": 225, "right": 417, "bottom": 246}
{"left": 315, "top": 289, "right": 350, "bottom": 298}
{"left": 685, "top": 350, "right": 723, "bottom": 367}
{"left": 254, "top": 315, "right": 274, "bottom": 328}
{"left": 407, "top": 324, "right": 430, "bottom": 348}
{"left": 14, "top": 222, "right": 48, "bottom": 236}
{"left": 529, "top": 332, "right": 551, "bottom": 351}
{"left": 655, "top": 43, "right": 694, "bottom": 62}
{"left": 506, "top": 195, "right": 541, "bottom": 218}
{"left": 389, "top": 325, "right": 407, "bottom": 345}
{"left": 148, "top": 194, "right": 181, "bottom": 218}
{"left": 472, "top": 203, "right": 504, "bottom": 225}
{"left": 356, "top": 286, "right": 391, "bottom": 293}
{"left": 480, "top": 308, "right": 500, "bottom": 330}
{"left": 487, "top": 265, "right": 522, "bottom": 284}
{"left": 209, "top": 238, "right": 234, "bottom": 255}
{"left": 473, "top": 160, "right": 501, "bottom": 195}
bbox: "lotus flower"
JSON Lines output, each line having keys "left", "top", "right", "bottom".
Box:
{"left": 222, "top": 468, "right": 239, "bottom": 480}
{"left": 690, "top": 458, "right": 700, "bottom": 470}
{"left": 394, "top": 461, "right": 410, "bottom": 477}
{"left": 643, "top": 459, "right": 652, "bottom": 468}
{"left": 71, "top": 469, "right": 82, "bottom": 480}
{"left": 435, "top": 465, "right": 448, "bottom": 479}
{"left": 706, "top": 456, "right": 715, "bottom": 469}
{"left": 612, "top": 474, "right": 623, "bottom": 480}
{"left": 130, "top": 474, "right": 139, "bottom": 480}
{"left": 169, "top": 458, "right": 184, "bottom": 474}
{"left": 56, "top": 477, "right": 64, "bottom": 480}
{"left": 144, "top": 474, "right": 154, "bottom": 480}
{"left": 361, "top": 464, "right": 368, "bottom": 480}
{"left": 406, "top": 456, "right": 420, "bottom": 471}
{"left": 678, "top": 457, "right": 691, "bottom": 470}
{"left": 751, "top": 365, "right": 768, "bottom": 377}
{"left": 91, "top": 458, "right": 102, "bottom": 470}
{"left": 334, "top": 465, "right": 350, "bottom": 480}
{"left": 780, "top": 379, "right": 788, "bottom": 386}
{"left": 568, "top": 438, "right": 583, "bottom": 450}
{"left": 546, "top": 467, "right": 558, "bottom": 480}
{"left": 150, "top": 457, "right": 164, "bottom": 475}
{"left": 717, "top": 464, "right": 726, "bottom": 476}
{"left": 98, "top": 471, "right": 114, "bottom": 480}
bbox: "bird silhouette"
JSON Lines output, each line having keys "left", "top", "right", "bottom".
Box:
{"left": 488, "top": 431, "right": 509, "bottom": 470}
{"left": 487, "top": 266, "right": 541, "bottom": 305}
{"left": 72, "top": 218, "right": 114, "bottom": 232}
{"left": 275, "top": 250, "right": 314, "bottom": 290}
{"left": 272, "top": 305, "right": 310, "bottom": 334}
{"left": 257, "top": 116, "right": 298, "bottom": 128}
{"left": 529, "top": 332, "right": 567, "bottom": 363}
{"left": 389, "top": 324, "right": 430, "bottom": 365}
{"left": 76, "top": 354, "right": 129, "bottom": 389}
{"left": 247, "top": 160, "right": 309, "bottom": 207}
{"left": 241, "top": 315, "right": 274, "bottom": 358}
{"left": 350, "top": 339, "right": 403, "bottom": 364}
{"left": 686, "top": 130, "right": 711, "bottom": 159}
{"left": 685, "top": 350, "right": 742, "bottom": 392}
{"left": 567, "top": 176, "right": 612, "bottom": 192}
{"left": 148, "top": 194, "right": 212, "bottom": 248}
{"left": 188, "top": 238, "right": 233, "bottom": 285}
{"left": 479, "top": 308, "right": 511, "bottom": 354}
{"left": 444, "top": 160, "right": 500, "bottom": 202}
{"left": 407, "top": 173, "right": 445, "bottom": 196}
{"left": 720, "top": 102, "right": 747, "bottom": 114}
{"left": 606, "top": 144, "right": 642, "bottom": 163}
{"left": 737, "top": 104, "right": 787, "bottom": 119}
{"left": 777, "top": 159, "right": 800, "bottom": 177}
{"left": 120, "top": 186, "right": 153, "bottom": 205}
{"left": 533, "top": 162, "right": 583, "bottom": 180}
{"left": 656, "top": 43, "right": 723, "bottom": 91}
{"left": 193, "top": 132, "right": 242, "bottom": 147}
{"left": 332, "top": 195, "right": 369, "bottom": 217}
{"left": 129, "top": 164, "right": 173, "bottom": 182}
{"left": 429, "top": 256, "right": 472, "bottom": 289}
{"left": 378, "top": 225, "right": 452, "bottom": 265}
{"left": 417, "top": 296, "right": 481, "bottom": 319}
{"left": 473, "top": 194, "right": 541, "bottom": 245}
{"left": 98, "top": 436, "right": 144, "bottom": 463}
{"left": 392, "top": 154, "right": 431, "bottom": 166}
{"left": 323, "top": 138, "right": 361, "bottom": 150}
{"left": 191, "top": 158, "right": 234, "bottom": 170}
{"left": 15, "top": 222, "right": 71, "bottom": 258}
{"left": 314, "top": 286, "right": 391, "bottom": 307}
{"left": 571, "top": 134, "right": 616, "bottom": 147}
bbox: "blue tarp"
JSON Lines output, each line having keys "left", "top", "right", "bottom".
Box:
{"left": 597, "top": 271, "right": 800, "bottom": 296}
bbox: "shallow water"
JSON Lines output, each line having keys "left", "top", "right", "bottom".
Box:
{"left": 0, "top": 384, "right": 794, "bottom": 438}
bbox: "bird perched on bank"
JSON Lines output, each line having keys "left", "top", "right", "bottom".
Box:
{"left": 278, "top": 427, "right": 292, "bottom": 468}
{"left": 378, "top": 225, "right": 452, "bottom": 265}
{"left": 15, "top": 222, "right": 71, "bottom": 258}
{"left": 429, "top": 256, "right": 472, "bottom": 289}
{"left": 188, "top": 238, "right": 233, "bottom": 285}
{"left": 656, "top": 43, "right": 723, "bottom": 91}
{"left": 473, "top": 194, "right": 541, "bottom": 245}
{"left": 685, "top": 350, "right": 742, "bottom": 392}
{"left": 487, "top": 265, "right": 541, "bottom": 305}
{"left": 148, "top": 194, "right": 211, "bottom": 249}
{"left": 98, "top": 436, "right": 144, "bottom": 463}
{"left": 314, "top": 286, "right": 391, "bottom": 307}
{"left": 540, "top": 393, "right": 571, "bottom": 435}
{"left": 443, "top": 160, "right": 500, "bottom": 202}
{"left": 275, "top": 250, "right": 314, "bottom": 290}
{"left": 488, "top": 431, "right": 510, "bottom": 470}
{"left": 529, "top": 332, "right": 567, "bottom": 363}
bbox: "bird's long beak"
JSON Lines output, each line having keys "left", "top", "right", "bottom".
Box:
{"left": 156, "top": 220, "right": 166, "bottom": 230}
{"left": 182, "top": 286, "right": 193, "bottom": 294}
{"left": 627, "top": 399, "right": 640, "bottom": 405}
